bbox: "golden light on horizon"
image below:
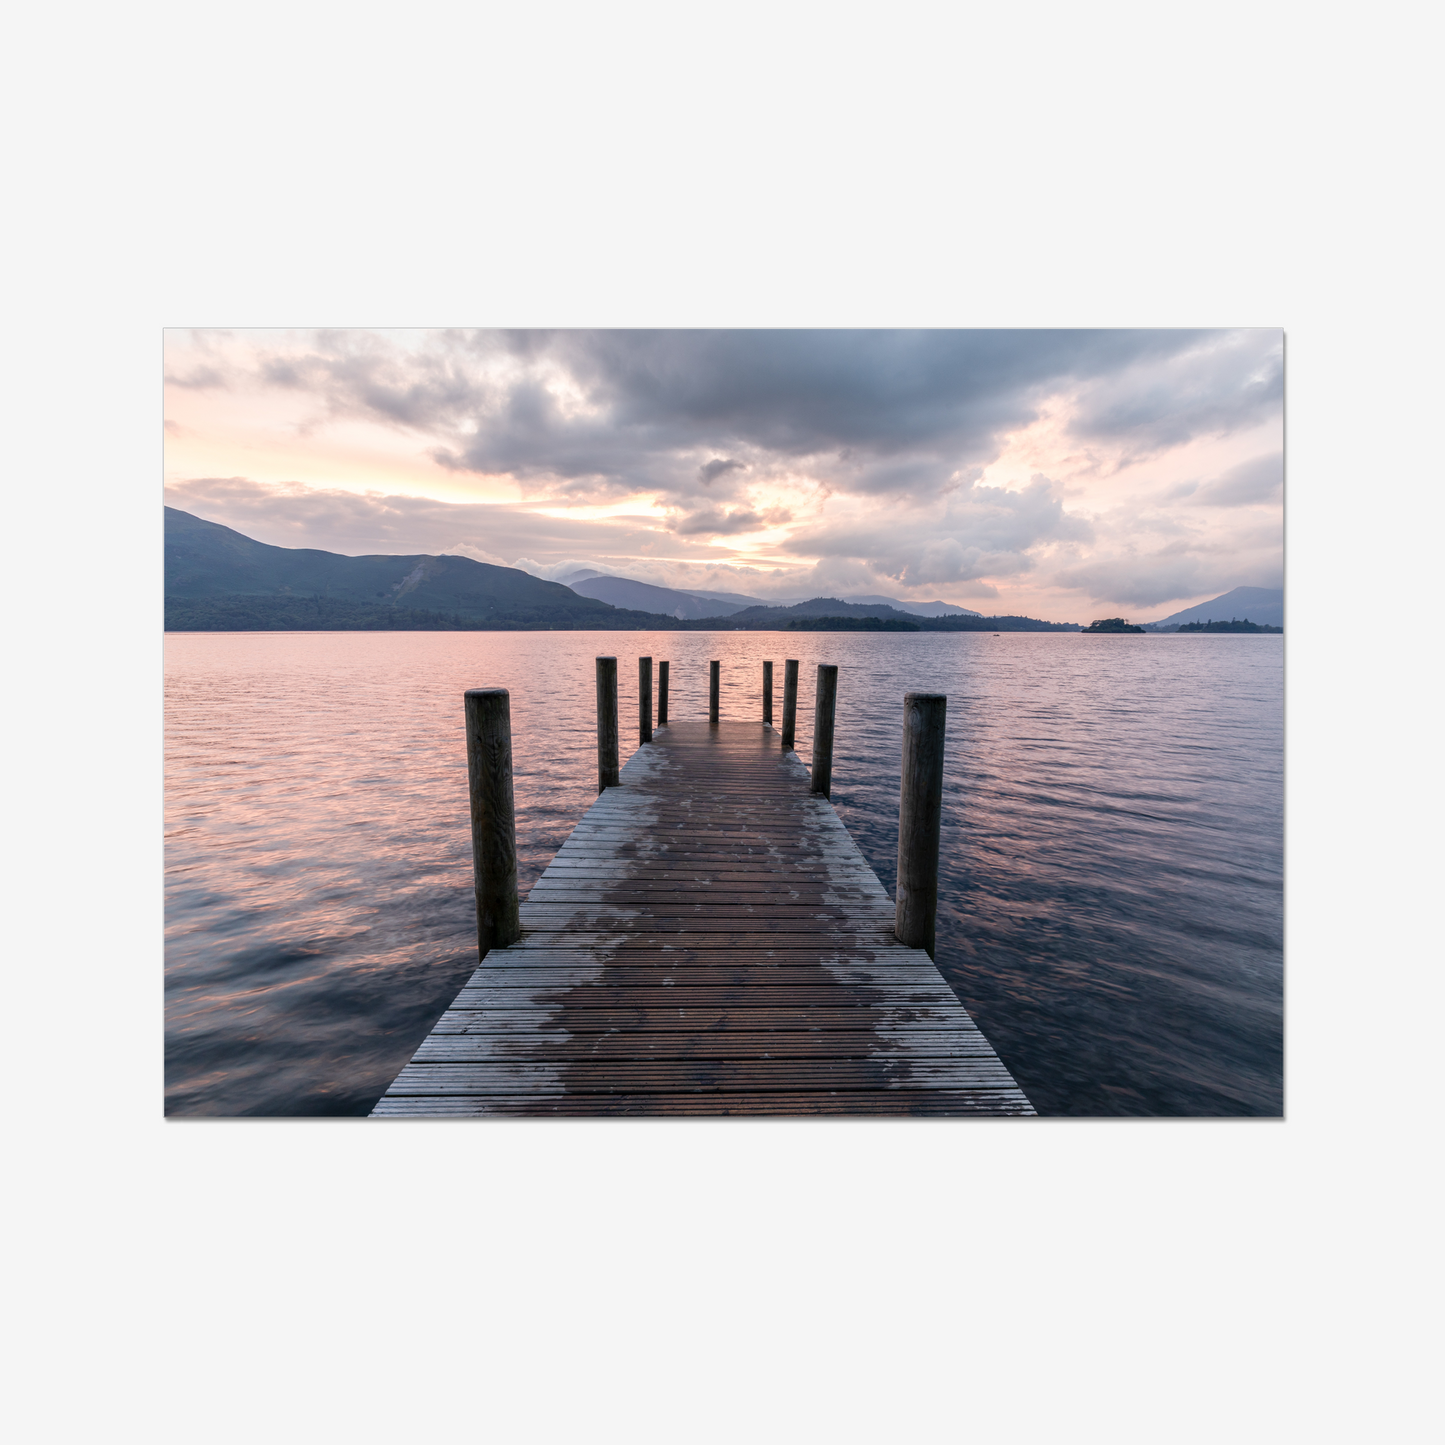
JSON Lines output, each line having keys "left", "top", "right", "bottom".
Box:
{"left": 161, "top": 327, "right": 1282, "bottom": 621}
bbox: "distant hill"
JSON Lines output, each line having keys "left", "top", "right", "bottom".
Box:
{"left": 558, "top": 568, "right": 983, "bottom": 619}
{"left": 164, "top": 508, "right": 665, "bottom": 630}
{"left": 723, "top": 598, "right": 922, "bottom": 624}
{"left": 676, "top": 598, "right": 1077, "bottom": 632}
{"left": 1144, "top": 587, "right": 1284, "bottom": 630}
{"left": 566, "top": 574, "right": 749, "bottom": 619}
{"left": 677, "top": 587, "right": 774, "bottom": 608}
{"left": 165, "top": 511, "right": 1076, "bottom": 633}
{"left": 838, "top": 594, "right": 981, "bottom": 617}
{"left": 608, "top": 583, "right": 983, "bottom": 617}
{"left": 735, "top": 591, "right": 983, "bottom": 616}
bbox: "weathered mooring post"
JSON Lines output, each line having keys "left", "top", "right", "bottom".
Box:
{"left": 657, "top": 660, "right": 669, "bottom": 726}
{"left": 596, "top": 656, "right": 619, "bottom": 791}
{"left": 464, "top": 687, "right": 520, "bottom": 958}
{"left": 781, "top": 659, "right": 799, "bottom": 750}
{"left": 709, "top": 660, "right": 720, "bottom": 724}
{"left": 763, "top": 660, "right": 773, "bottom": 726}
{"left": 895, "top": 692, "right": 947, "bottom": 959}
{"left": 810, "top": 664, "right": 838, "bottom": 797}
{"left": 639, "top": 655, "right": 653, "bottom": 744}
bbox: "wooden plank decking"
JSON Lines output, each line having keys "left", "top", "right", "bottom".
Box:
{"left": 371, "top": 719, "right": 1034, "bottom": 1116}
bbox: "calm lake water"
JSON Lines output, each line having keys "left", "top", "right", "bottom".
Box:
{"left": 164, "top": 629, "right": 1283, "bottom": 1117}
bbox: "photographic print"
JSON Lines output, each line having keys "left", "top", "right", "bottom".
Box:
{"left": 164, "top": 328, "right": 1284, "bottom": 1118}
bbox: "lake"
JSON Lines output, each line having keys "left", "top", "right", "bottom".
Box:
{"left": 164, "top": 628, "right": 1283, "bottom": 1117}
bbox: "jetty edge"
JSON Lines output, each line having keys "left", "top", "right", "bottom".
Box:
{"left": 370, "top": 660, "right": 1034, "bottom": 1117}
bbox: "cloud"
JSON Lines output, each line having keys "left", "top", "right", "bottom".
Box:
{"left": 1193, "top": 451, "right": 1283, "bottom": 506}
{"left": 1047, "top": 526, "right": 1284, "bottom": 609}
{"left": 430, "top": 541, "right": 513, "bottom": 567}
{"left": 162, "top": 329, "right": 238, "bottom": 389}
{"left": 163, "top": 476, "right": 712, "bottom": 567}
{"left": 782, "top": 475, "right": 1089, "bottom": 585}
{"left": 164, "top": 475, "right": 964, "bottom": 602}
{"left": 163, "top": 328, "right": 1285, "bottom": 619}
{"left": 185, "top": 328, "right": 1274, "bottom": 515}
{"left": 164, "top": 363, "right": 228, "bottom": 390}
{"left": 511, "top": 557, "right": 619, "bottom": 581}
{"left": 672, "top": 505, "right": 792, "bottom": 537}
{"left": 698, "top": 457, "right": 747, "bottom": 486}
{"left": 1069, "top": 330, "right": 1283, "bottom": 455}
{"left": 1050, "top": 550, "right": 1218, "bottom": 608}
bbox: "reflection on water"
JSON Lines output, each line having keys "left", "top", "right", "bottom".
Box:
{"left": 165, "top": 630, "right": 1283, "bottom": 1116}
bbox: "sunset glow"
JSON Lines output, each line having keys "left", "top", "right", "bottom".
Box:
{"left": 164, "top": 328, "right": 1283, "bottom": 621}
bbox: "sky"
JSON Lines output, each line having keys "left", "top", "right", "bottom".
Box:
{"left": 162, "top": 328, "right": 1283, "bottom": 622}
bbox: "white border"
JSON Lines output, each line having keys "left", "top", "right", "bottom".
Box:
{"left": 8, "top": 3, "right": 1436, "bottom": 1440}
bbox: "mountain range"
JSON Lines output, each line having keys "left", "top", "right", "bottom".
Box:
{"left": 1143, "top": 587, "right": 1284, "bottom": 630}
{"left": 563, "top": 574, "right": 751, "bottom": 620}
{"left": 165, "top": 508, "right": 647, "bottom": 630}
{"left": 831, "top": 595, "right": 981, "bottom": 618}
{"left": 681, "top": 599, "right": 1076, "bottom": 632}
{"left": 163, "top": 507, "right": 1071, "bottom": 633}
{"left": 561, "top": 569, "right": 980, "bottom": 620}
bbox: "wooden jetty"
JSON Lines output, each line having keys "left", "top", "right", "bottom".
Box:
{"left": 371, "top": 664, "right": 1034, "bottom": 1117}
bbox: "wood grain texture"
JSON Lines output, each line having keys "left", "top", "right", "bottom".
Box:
{"left": 595, "top": 657, "right": 619, "bottom": 791}
{"left": 463, "top": 688, "right": 520, "bottom": 955}
{"left": 372, "top": 1091, "right": 1035, "bottom": 1116}
{"left": 781, "top": 659, "right": 799, "bottom": 751}
{"left": 371, "top": 718, "right": 1033, "bottom": 1117}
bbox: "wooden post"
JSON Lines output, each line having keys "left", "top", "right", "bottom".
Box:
{"left": 781, "top": 659, "right": 799, "bottom": 750}
{"left": 895, "top": 692, "right": 947, "bottom": 959}
{"left": 763, "top": 660, "right": 773, "bottom": 726}
{"left": 596, "top": 656, "right": 619, "bottom": 791}
{"left": 658, "top": 660, "right": 669, "bottom": 726}
{"left": 709, "top": 660, "right": 720, "bottom": 724}
{"left": 464, "top": 688, "right": 520, "bottom": 958}
{"left": 810, "top": 664, "right": 838, "bottom": 797}
{"left": 639, "top": 655, "right": 653, "bottom": 744}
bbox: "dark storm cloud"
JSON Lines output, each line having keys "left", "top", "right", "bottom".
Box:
{"left": 245, "top": 328, "right": 1272, "bottom": 506}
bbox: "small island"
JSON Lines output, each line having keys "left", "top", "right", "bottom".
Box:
{"left": 1176, "top": 618, "right": 1282, "bottom": 633}
{"left": 1081, "top": 617, "right": 1146, "bottom": 633}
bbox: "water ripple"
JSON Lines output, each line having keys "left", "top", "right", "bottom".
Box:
{"left": 165, "top": 630, "right": 1282, "bottom": 1116}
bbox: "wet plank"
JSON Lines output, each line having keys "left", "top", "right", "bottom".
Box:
{"left": 385, "top": 1059, "right": 1023, "bottom": 1093}
{"left": 431, "top": 1005, "right": 987, "bottom": 1031}
{"left": 455, "top": 965, "right": 948, "bottom": 985}
{"left": 414, "top": 1032, "right": 1004, "bottom": 1061}
{"left": 371, "top": 718, "right": 1033, "bottom": 1117}
{"left": 371, "top": 1092, "right": 1035, "bottom": 1116}
{"left": 465, "top": 946, "right": 930, "bottom": 964}
{"left": 449, "top": 986, "right": 966, "bottom": 1009}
